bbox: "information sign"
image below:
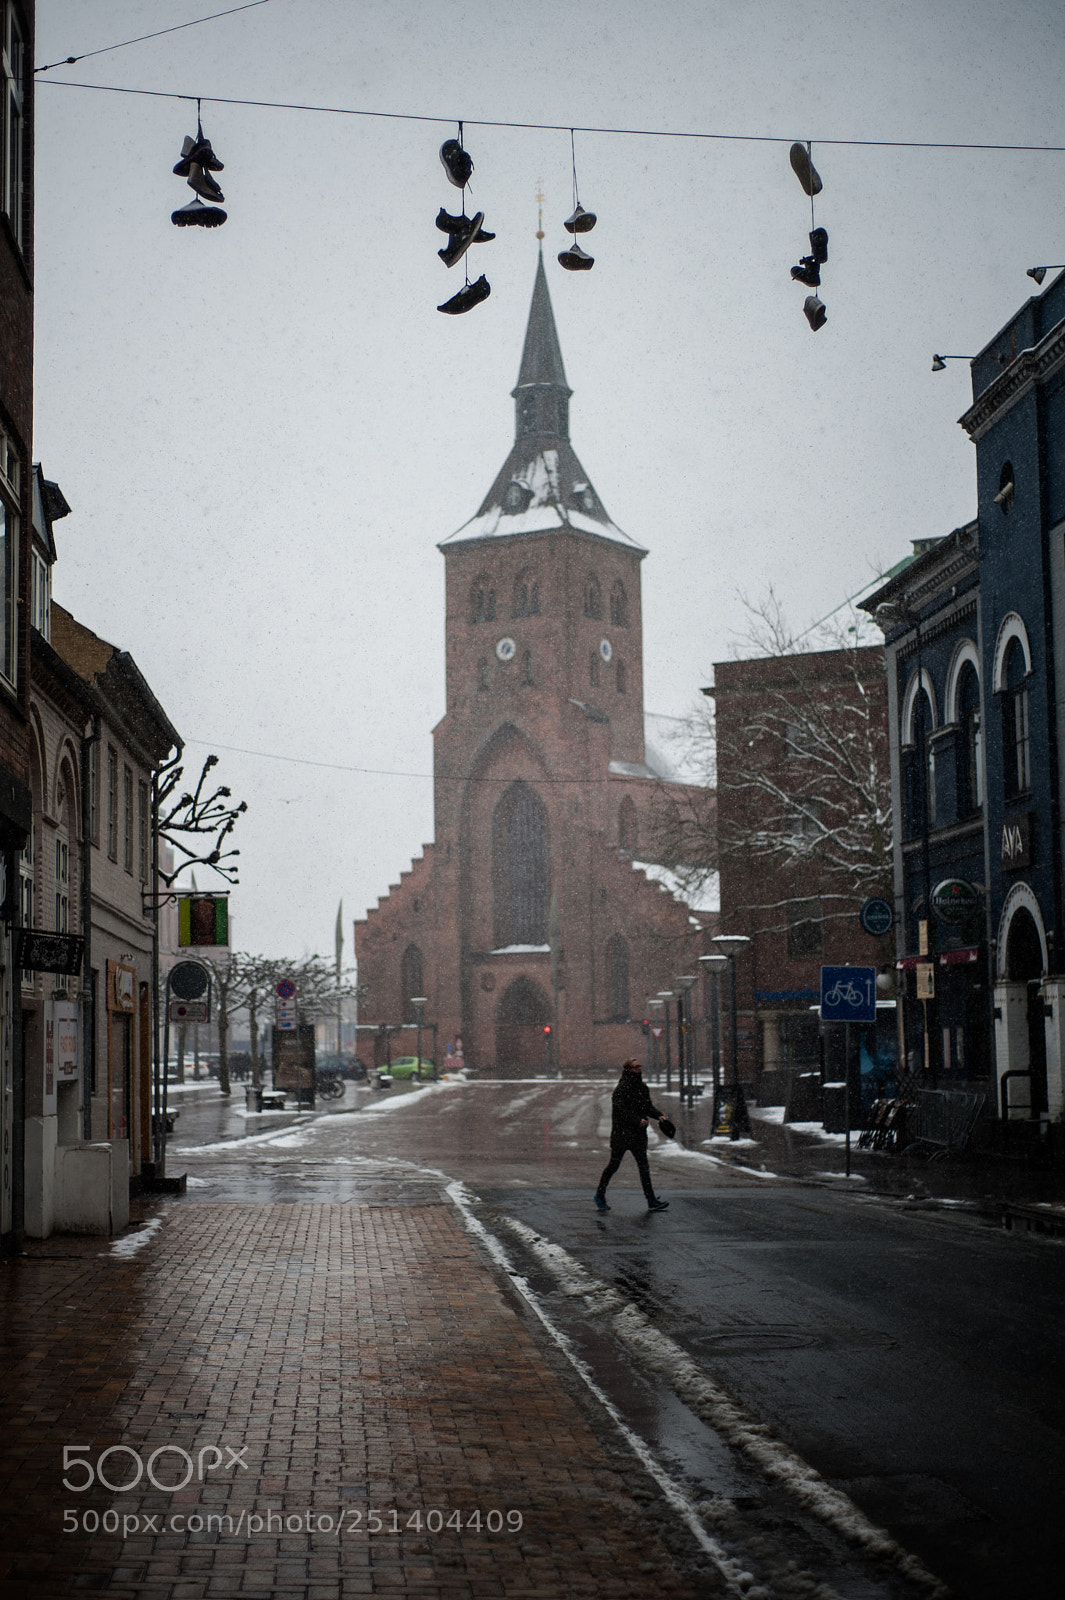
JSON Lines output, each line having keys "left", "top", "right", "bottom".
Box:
{"left": 820, "top": 965, "right": 877, "bottom": 1023}
{"left": 859, "top": 897, "right": 894, "bottom": 937}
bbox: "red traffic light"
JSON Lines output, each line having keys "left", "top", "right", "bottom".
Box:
{"left": 543, "top": 1025, "right": 552, "bottom": 1035}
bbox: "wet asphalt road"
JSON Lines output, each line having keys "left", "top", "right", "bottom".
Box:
{"left": 165, "top": 1076, "right": 1065, "bottom": 1600}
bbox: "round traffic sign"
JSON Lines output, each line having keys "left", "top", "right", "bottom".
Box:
{"left": 170, "top": 960, "right": 210, "bottom": 1000}
{"left": 277, "top": 979, "right": 296, "bottom": 998}
{"left": 859, "top": 897, "right": 894, "bottom": 937}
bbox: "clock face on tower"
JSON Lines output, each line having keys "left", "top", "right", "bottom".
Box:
{"left": 599, "top": 639, "right": 612, "bottom": 662}
{"left": 496, "top": 637, "right": 516, "bottom": 661}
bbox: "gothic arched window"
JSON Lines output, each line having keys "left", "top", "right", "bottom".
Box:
{"left": 512, "top": 568, "right": 541, "bottom": 617}
{"left": 616, "top": 659, "right": 627, "bottom": 695}
{"left": 584, "top": 572, "right": 602, "bottom": 619}
{"left": 400, "top": 945, "right": 424, "bottom": 1022}
{"left": 610, "top": 580, "right": 629, "bottom": 628}
{"left": 607, "top": 935, "right": 630, "bottom": 1021}
{"left": 469, "top": 575, "right": 496, "bottom": 624}
{"left": 1002, "top": 638, "right": 1030, "bottom": 797}
{"left": 618, "top": 796, "right": 637, "bottom": 855}
{"left": 956, "top": 664, "right": 983, "bottom": 816}
{"left": 589, "top": 649, "right": 600, "bottom": 687}
{"left": 521, "top": 650, "right": 534, "bottom": 686}
{"left": 492, "top": 781, "right": 548, "bottom": 946}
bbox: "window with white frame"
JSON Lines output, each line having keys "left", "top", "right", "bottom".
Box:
{"left": 31, "top": 547, "right": 50, "bottom": 638}
{"left": 138, "top": 780, "right": 149, "bottom": 883}
{"left": 2, "top": 1, "right": 25, "bottom": 250}
{"left": 0, "top": 421, "right": 20, "bottom": 685}
{"left": 123, "top": 765, "right": 134, "bottom": 873}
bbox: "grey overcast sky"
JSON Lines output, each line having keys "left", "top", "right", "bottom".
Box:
{"left": 31, "top": 0, "right": 1065, "bottom": 959}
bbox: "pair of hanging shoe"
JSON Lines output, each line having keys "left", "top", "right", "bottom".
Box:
{"left": 171, "top": 130, "right": 227, "bottom": 227}
{"left": 559, "top": 201, "right": 596, "bottom": 271}
{"left": 436, "top": 208, "right": 496, "bottom": 268}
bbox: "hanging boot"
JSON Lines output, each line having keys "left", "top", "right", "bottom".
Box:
{"left": 438, "top": 274, "right": 491, "bottom": 314}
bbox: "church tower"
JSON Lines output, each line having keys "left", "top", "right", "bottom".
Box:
{"left": 355, "top": 256, "right": 704, "bottom": 1075}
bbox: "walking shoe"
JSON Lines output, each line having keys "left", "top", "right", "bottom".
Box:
{"left": 439, "top": 139, "right": 473, "bottom": 189}
{"left": 558, "top": 244, "right": 594, "bottom": 271}
{"left": 437, "top": 211, "right": 486, "bottom": 268}
{"left": 593, "top": 1192, "right": 610, "bottom": 1211}
{"left": 171, "top": 197, "right": 227, "bottom": 227}
{"left": 789, "top": 141, "right": 822, "bottom": 196}
{"left": 437, "top": 275, "right": 491, "bottom": 314}
{"left": 186, "top": 164, "right": 225, "bottom": 203}
{"left": 803, "top": 293, "right": 827, "bottom": 330}
{"left": 564, "top": 203, "right": 597, "bottom": 234}
{"left": 790, "top": 255, "right": 820, "bottom": 287}
{"left": 174, "top": 135, "right": 224, "bottom": 177}
{"left": 647, "top": 1197, "right": 669, "bottom": 1211}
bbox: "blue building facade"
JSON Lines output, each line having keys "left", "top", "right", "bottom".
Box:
{"left": 865, "top": 271, "right": 1065, "bottom": 1128}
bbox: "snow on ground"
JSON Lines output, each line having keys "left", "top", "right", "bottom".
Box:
{"left": 106, "top": 1217, "right": 163, "bottom": 1257}
{"left": 358, "top": 1081, "right": 464, "bottom": 1115}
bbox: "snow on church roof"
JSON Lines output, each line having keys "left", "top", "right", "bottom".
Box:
{"left": 442, "top": 445, "right": 643, "bottom": 549}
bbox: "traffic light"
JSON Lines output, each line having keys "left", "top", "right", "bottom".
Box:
{"left": 543, "top": 1024, "right": 552, "bottom": 1035}
{"left": 641, "top": 1019, "right": 650, "bottom": 1036}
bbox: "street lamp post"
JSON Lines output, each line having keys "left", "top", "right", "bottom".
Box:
{"left": 656, "top": 991, "right": 674, "bottom": 1090}
{"left": 674, "top": 976, "right": 698, "bottom": 1107}
{"left": 410, "top": 996, "right": 427, "bottom": 1080}
{"left": 711, "top": 935, "right": 751, "bottom": 1134}
{"left": 699, "top": 953, "right": 728, "bottom": 1125}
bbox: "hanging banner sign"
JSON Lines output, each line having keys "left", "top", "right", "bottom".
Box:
{"left": 178, "top": 894, "right": 230, "bottom": 947}
{"left": 17, "top": 930, "right": 84, "bottom": 975}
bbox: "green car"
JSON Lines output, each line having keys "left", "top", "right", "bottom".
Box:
{"left": 385, "top": 1057, "right": 435, "bottom": 1081}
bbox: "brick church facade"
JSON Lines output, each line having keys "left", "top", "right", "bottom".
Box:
{"left": 355, "top": 255, "right": 712, "bottom": 1075}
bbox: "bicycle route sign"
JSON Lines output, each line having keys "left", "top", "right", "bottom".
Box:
{"left": 820, "top": 965, "right": 877, "bottom": 1023}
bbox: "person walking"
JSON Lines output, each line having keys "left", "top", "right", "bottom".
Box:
{"left": 594, "top": 1058, "right": 670, "bottom": 1212}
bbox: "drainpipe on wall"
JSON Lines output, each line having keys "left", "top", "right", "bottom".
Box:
{"left": 80, "top": 714, "right": 100, "bottom": 1140}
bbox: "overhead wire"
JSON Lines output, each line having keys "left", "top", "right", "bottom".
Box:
{"left": 30, "top": 76, "right": 1065, "bottom": 155}
{"left": 35, "top": 1, "right": 276, "bottom": 74}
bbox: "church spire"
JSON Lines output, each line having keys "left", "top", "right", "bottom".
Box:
{"left": 511, "top": 249, "right": 573, "bottom": 440}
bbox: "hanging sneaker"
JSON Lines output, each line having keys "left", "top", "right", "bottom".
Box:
{"left": 187, "top": 137, "right": 223, "bottom": 172}
{"left": 438, "top": 212, "right": 485, "bottom": 268}
{"left": 437, "top": 209, "right": 495, "bottom": 244}
{"left": 438, "top": 275, "right": 491, "bottom": 314}
{"left": 171, "top": 198, "right": 227, "bottom": 228}
{"left": 172, "top": 135, "right": 197, "bottom": 176}
{"left": 564, "top": 203, "right": 597, "bottom": 234}
{"left": 789, "top": 142, "right": 822, "bottom": 196}
{"left": 809, "top": 226, "right": 828, "bottom": 263}
{"left": 558, "top": 244, "right": 594, "bottom": 271}
{"left": 790, "top": 256, "right": 820, "bottom": 287}
{"left": 187, "top": 165, "right": 225, "bottom": 203}
{"left": 803, "top": 294, "right": 827, "bottom": 330}
{"left": 439, "top": 139, "right": 473, "bottom": 189}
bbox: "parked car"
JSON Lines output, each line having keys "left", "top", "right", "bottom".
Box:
{"left": 386, "top": 1057, "right": 435, "bottom": 1081}
{"left": 317, "top": 1053, "right": 368, "bottom": 1081}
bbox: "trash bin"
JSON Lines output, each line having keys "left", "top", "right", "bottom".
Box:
{"left": 245, "top": 1086, "right": 263, "bottom": 1113}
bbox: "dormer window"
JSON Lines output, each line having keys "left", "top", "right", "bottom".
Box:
{"left": 503, "top": 481, "right": 533, "bottom": 514}
{"left": 574, "top": 483, "right": 595, "bottom": 515}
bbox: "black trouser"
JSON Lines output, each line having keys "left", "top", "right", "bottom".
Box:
{"left": 597, "top": 1135, "right": 656, "bottom": 1203}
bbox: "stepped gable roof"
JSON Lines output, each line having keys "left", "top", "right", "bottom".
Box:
{"left": 440, "top": 252, "right": 645, "bottom": 553}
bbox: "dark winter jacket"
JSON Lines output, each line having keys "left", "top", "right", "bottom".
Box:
{"left": 610, "top": 1070, "right": 662, "bottom": 1144}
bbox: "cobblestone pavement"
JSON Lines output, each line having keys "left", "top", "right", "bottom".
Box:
{"left": 0, "top": 1199, "right": 714, "bottom": 1600}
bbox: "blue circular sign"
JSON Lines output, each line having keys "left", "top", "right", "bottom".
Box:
{"left": 859, "top": 897, "right": 894, "bottom": 937}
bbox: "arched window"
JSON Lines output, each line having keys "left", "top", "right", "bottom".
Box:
{"left": 589, "top": 649, "right": 600, "bottom": 687}
{"left": 610, "top": 580, "right": 629, "bottom": 628}
{"left": 584, "top": 572, "right": 602, "bottom": 619}
{"left": 618, "top": 796, "right": 637, "bottom": 855}
{"left": 477, "top": 658, "right": 489, "bottom": 691}
{"left": 956, "top": 664, "right": 983, "bottom": 816}
{"left": 469, "top": 575, "right": 495, "bottom": 624}
{"left": 607, "top": 935, "right": 630, "bottom": 1020}
{"left": 512, "top": 569, "right": 541, "bottom": 617}
{"left": 905, "top": 685, "right": 936, "bottom": 835}
{"left": 521, "top": 650, "right": 534, "bottom": 686}
{"left": 400, "top": 945, "right": 424, "bottom": 1022}
{"left": 492, "top": 781, "right": 548, "bottom": 946}
{"left": 616, "top": 659, "right": 627, "bottom": 695}
{"left": 1002, "top": 637, "right": 1030, "bottom": 797}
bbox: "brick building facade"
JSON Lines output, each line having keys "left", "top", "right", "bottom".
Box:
{"left": 356, "top": 255, "right": 711, "bottom": 1074}
{"left": 711, "top": 645, "right": 893, "bottom": 1105}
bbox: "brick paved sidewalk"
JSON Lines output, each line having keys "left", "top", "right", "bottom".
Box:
{"left": 0, "top": 1203, "right": 708, "bottom": 1600}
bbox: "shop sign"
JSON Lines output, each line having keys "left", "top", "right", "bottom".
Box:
{"left": 1001, "top": 813, "right": 1032, "bottom": 870}
{"left": 17, "top": 930, "right": 84, "bottom": 975}
{"left": 931, "top": 878, "right": 980, "bottom": 924}
{"left": 916, "top": 962, "right": 935, "bottom": 999}
{"left": 859, "top": 897, "right": 894, "bottom": 937}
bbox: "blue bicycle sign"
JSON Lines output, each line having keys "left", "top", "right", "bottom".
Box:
{"left": 820, "top": 965, "right": 877, "bottom": 1022}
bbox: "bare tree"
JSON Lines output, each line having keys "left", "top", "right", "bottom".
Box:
{"left": 157, "top": 754, "right": 248, "bottom": 886}
{"left": 649, "top": 591, "right": 892, "bottom": 936}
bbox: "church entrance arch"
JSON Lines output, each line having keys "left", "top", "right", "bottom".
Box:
{"left": 495, "top": 976, "right": 551, "bottom": 1076}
